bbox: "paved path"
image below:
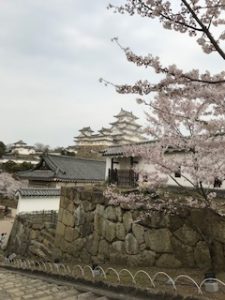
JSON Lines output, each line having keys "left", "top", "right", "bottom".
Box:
{"left": 0, "top": 269, "right": 109, "bottom": 300}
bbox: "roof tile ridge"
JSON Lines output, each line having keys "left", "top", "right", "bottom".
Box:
{"left": 104, "top": 140, "right": 154, "bottom": 149}
{"left": 47, "top": 154, "right": 105, "bottom": 163}
{"left": 73, "top": 157, "right": 105, "bottom": 162}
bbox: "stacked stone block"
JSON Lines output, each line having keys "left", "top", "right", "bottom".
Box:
{"left": 6, "top": 214, "right": 56, "bottom": 260}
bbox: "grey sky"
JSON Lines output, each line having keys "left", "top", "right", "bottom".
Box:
{"left": 0, "top": 0, "right": 222, "bottom": 147}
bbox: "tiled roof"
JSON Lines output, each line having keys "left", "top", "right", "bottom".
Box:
{"left": 79, "top": 126, "right": 94, "bottom": 132}
{"left": 110, "top": 120, "right": 141, "bottom": 127}
{"left": 14, "top": 140, "right": 27, "bottom": 145}
{"left": 99, "top": 127, "right": 112, "bottom": 133}
{"left": 114, "top": 108, "right": 138, "bottom": 120}
{"left": 102, "top": 145, "right": 125, "bottom": 156}
{"left": 18, "top": 154, "right": 106, "bottom": 182}
{"left": 102, "top": 141, "right": 191, "bottom": 157}
{"left": 17, "top": 188, "right": 61, "bottom": 197}
{"left": 17, "top": 170, "right": 55, "bottom": 180}
{"left": 102, "top": 141, "right": 155, "bottom": 156}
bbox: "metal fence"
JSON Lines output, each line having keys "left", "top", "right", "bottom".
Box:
{"left": 3, "top": 258, "right": 225, "bottom": 296}
{"left": 17, "top": 210, "right": 58, "bottom": 225}
{"left": 108, "top": 169, "right": 138, "bottom": 187}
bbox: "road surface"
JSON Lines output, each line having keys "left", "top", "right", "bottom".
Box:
{"left": 0, "top": 268, "right": 109, "bottom": 300}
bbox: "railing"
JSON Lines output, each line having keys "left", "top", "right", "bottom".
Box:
{"left": 18, "top": 210, "right": 58, "bottom": 225}
{"left": 3, "top": 258, "right": 225, "bottom": 296}
{"left": 108, "top": 169, "right": 138, "bottom": 187}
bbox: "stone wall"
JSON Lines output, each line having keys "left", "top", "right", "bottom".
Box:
{"left": 54, "top": 187, "right": 225, "bottom": 270}
{"left": 6, "top": 211, "right": 57, "bottom": 260}
{"left": 7, "top": 187, "right": 225, "bottom": 270}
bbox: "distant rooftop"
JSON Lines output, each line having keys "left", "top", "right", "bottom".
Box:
{"left": 79, "top": 127, "right": 94, "bottom": 132}
{"left": 114, "top": 108, "right": 138, "bottom": 120}
{"left": 14, "top": 140, "right": 27, "bottom": 145}
{"left": 98, "top": 127, "right": 112, "bottom": 133}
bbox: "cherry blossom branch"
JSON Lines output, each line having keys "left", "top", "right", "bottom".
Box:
{"left": 145, "top": 101, "right": 209, "bottom": 126}
{"left": 167, "top": 175, "right": 206, "bottom": 201}
{"left": 109, "top": 1, "right": 225, "bottom": 57}
{"left": 112, "top": 38, "right": 225, "bottom": 84}
{"left": 179, "top": 173, "right": 196, "bottom": 188}
{"left": 141, "top": 1, "right": 203, "bottom": 32}
{"left": 181, "top": 0, "right": 225, "bottom": 59}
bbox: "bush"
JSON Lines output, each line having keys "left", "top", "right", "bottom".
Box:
{"left": 2, "top": 161, "right": 33, "bottom": 173}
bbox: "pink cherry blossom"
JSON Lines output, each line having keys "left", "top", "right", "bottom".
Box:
{"left": 0, "top": 173, "right": 27, "bottom": 199}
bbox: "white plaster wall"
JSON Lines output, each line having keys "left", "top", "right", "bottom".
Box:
{"left": 136, "top": 153, "right": 225, "bottom": 190}
{"left": 136, "top": 155, "right": 193, "bottom": 188}
{"left": 128, "top": 136, "right": 143, "bottom": 142}
{"left": 0, "top": 158, "right": 38, "bottom": 164}
{"left": 17, "top": 196, "right": 60, "bottom": 214}
{"left": 165, "top": 152, "right": 193, "bottom": 188}
{"left": 92, "top": 140, "right": 111, "bottom": 145}
{"left": 137, "top": 158, "right": 154, "bottom": 173}
{"left": 12, "top": 148, "right": 36, "bottom": 155}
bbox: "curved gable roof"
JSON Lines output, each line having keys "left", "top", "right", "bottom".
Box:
{"left": 18, "top": 154, "right": 106, "bottom": 182}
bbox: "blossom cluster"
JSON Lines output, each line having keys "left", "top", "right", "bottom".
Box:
{"left": 0, "top": 173, "right": 27, "bottom": 199}
{"left": 103, "top": 185, "right": 215, "bottom": 215}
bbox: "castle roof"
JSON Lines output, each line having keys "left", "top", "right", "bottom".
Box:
{"left": 14, "top": 140, "right": 27, "bottom": 146}
{"left": 75, "top": 108, "right": 145, "bottom": 147}
{"left": 79, "top": 127, "right": 94, "bottom": 133}
{"left": 110, "top": 120, "right": 141, "bottom": 127}
{"left": 98, "top": 127, "right": 112, "bottom": 134}
{"left": 114, "top": 108, "right": 138, "bottom": 120}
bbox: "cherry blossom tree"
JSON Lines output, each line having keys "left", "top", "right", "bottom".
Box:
{"left": 102, "top": 1, "right": 225, "bottom": 271}
{"left": 103, "top": 0, "right": 225, "bottom": 198}
{"left": 0, "top": 173, "right": 26, "bottom": 199}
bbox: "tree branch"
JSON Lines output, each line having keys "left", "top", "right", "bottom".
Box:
{"left": 141, "top": 1, "right": 203, "bottom": 32}
{"left": 181, "top": 0, "right": 225, "bottom": 59}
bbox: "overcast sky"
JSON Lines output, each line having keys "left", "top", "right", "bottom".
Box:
{"left": 0, "top": 0, "right": 222, "bottom": 148}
